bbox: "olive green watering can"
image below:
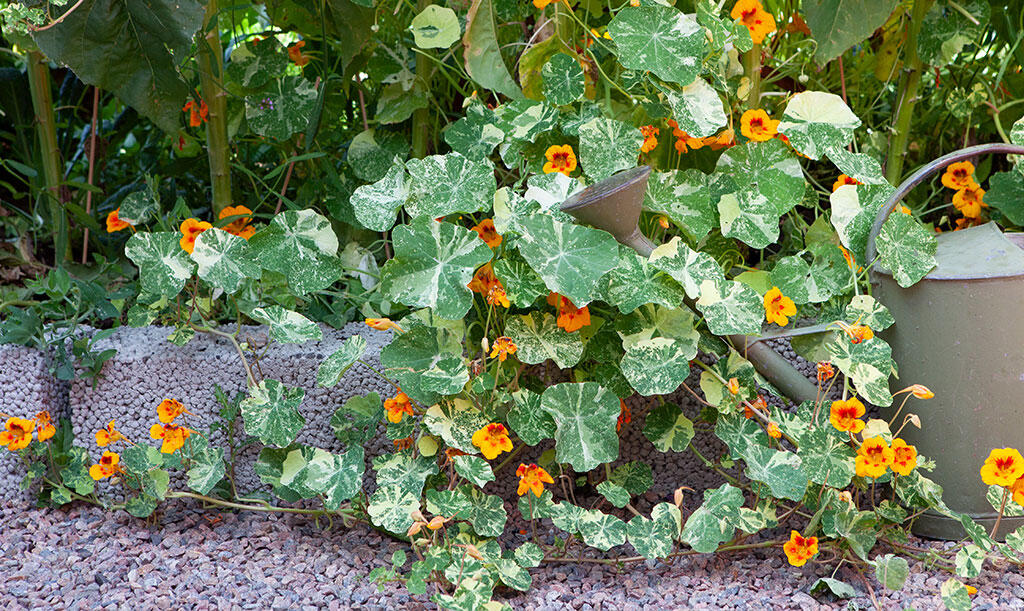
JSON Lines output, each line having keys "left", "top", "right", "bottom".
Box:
{"left": 561, "top": 144, "right": 1024, "bottom": 539}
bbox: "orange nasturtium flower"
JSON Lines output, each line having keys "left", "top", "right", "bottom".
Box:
{"left": 856, "top": 436, "right": 895, "bottom": 479}
{"left": 890, "top": 438, "right": 918, "bottom": 476}
{"left": 393, "top": 436, "right": 413, "bottom": 451}
{"left": 365, "top": 317, "right": 404, "bottom": 333}
{"left": 468, "top": 262, "right": 500, "bottom": 294}
{"left": 1010, "top": 476, "right": 1024, "bottom": 506}
{"left": 182, "top": 99, "right": 209, "bottom": 128}
{"left": 288, "top": 40, "right": 310, "bottom": 67}
{"left": 516, "top": 463, "right": 554, "bottom": 497}
{"left": 532, "top": 0, "right": 553, "bottom": 9}
{"left": 639, "top": 125, "right": 659, "bottom": 153}
{"left": 707, "top": 128, "right": 735, "bottom": 150}
{"left": 744, "top": 395, "right": 767, "bottom": 419}
{"left": 179, "top": 218, "right": 212, "bottom": 254}
{"left": 941, "top": 161, "right": 976, "bottom": 190}
{"left": 980, "top": 447, "right": 1024, "bottom": 487}
{"left": 740, "top": 109, "right": 780, "bottom": 142}
{"left": 543, "top": 144, "right": 577, "bottom": 176}
{"left": 149, "top": 422, "right": 193, "bottom": 454}
{"left": 105, "top": 208, "right": 133, "bottom": 233}
{"left": 384, "top": 391, "right": 414, "bottom": 424}
{"left": 489, "top": 336, "right": 517, "bottom": 362}
{"left": 816, "top": 361, "right": 835, "bottom": 383}
{"left": 0, "top": 417, "right": 35, "bottom": 451}
{"left": 731, "top": 0, "right": 777, "bottom": 44}
{"left": 898, "top": 384, "right": 934, "bottom": 400}
{"left": 763, "top": 286, "right": 797, "bottom": 327}
{"left": 617, "top": 399, "right": 631, "bottom": 432}
{"left": 554, "top": 295, "right": 591, "bottom": 333}
{"left": 472, "top": 423, "right": 513, "bottom": 460}
{"left": 219, "top": 205, "right": 255, "bottom": 239}
{"left": 89, "top": 451, "right": 123, "bottom": 481}
{"left": 157, "top": 398, "right": 189, "bottom": 424}
{"left": 34, "top": 411, "right": 55, "bottom": 442}
{"left": 767, "top": 421, "right": 782, "bottom": 439}
{"left": 486, "top": 285, "right": 511, "bottom": 309}
{"left": 829, "top": 397, "right": 866, "bottom": 434}
{"left": 836, "top": 320, "right": 874, "bottom": 344}
{"left": 95, "top": 420, "right": 124, "bottom": 447}
{"left": 471, "top": 218, "right": 502, "bottom": 248}
{"left": 783, "top": 530, "right": 819, "bottom": 567}
{"left": 832, "top": 174, "right": 861, "bottom": 192}
{"left": 726, "top": 377, "right": 740, "bottom": 396}
{"left": 953, "top": 185, "right": 987, "bottom": 219}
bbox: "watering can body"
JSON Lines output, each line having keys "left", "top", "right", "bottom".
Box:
{"left": 867, "top": 144, "right": 1024, "bottom": 540}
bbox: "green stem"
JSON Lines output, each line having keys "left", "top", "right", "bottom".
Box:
{"left": 26, "top": 50, "right": 67, "bottom": 262}
{"left": 885, "top": 0, "right": 932, "bottom": 185}
{"left": 198, "top": 0, "right": 232, "bottom": 216}
{"left": 411, "top": 0, "right": 432, "bottom": 159}
{"left": 745, "top": 43, "right": 762, "bottom": 109}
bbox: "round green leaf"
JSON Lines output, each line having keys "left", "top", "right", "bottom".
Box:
{"left": 505, "top": 311, "right": 584, "bottom": 369}
{"left": 404, "top": 152, "right": 496, "bottom": 218}
{"left": 410, "top": 5, "right": 461, "bottom": 49}
{"left": 542, "top": 53, "right": 584, "bottom": 105}
{"left": 607, "top": 6, "right": 704, "bottom": 86}
{"left": 540, "top": 382, "right": 620, "bottom": 472}
{"left": 245, "top": 75, "right": 317, "bottom": 141}
{"left": 249, "top": 209, "right": 341, "bottom": 295}
{"left": 577, "top": 116, "right": 643, "bottom": 181}
{"left": 240, "top": 380, "right": 306, "bottom": 448}
{"left": 250, "top": 306, "right": 323, "bottom": 344}
{"left": 125, "top": 232, "right": 195, "bottom": 298}
{"left": 642, "top": 402, "right": 695, "bottom": 452}
{"left": 190, "top": 228, "right": 260, "bottom": 294}
{"left": 778, "top": 91, "right": 862, "bottom": 160}
{"left": 516, "top": 215, "right": 619, "bottom": 307}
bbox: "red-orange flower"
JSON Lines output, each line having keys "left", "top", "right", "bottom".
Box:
{"left": 553, "top": 294, "right": 590, "bottom": 333}
{"left": 219, "top": 205, "right": 255, "bottom": 239}
{"left": 829, "top": 397, "right": 866, "bottom": 433}
{"left": 157, "top": 399, "right": 190, "bottom": 424}
{"left": 731, "top": 0, "right": 777, "bottom": 44}
{"left": 816, "top": 361, "right": 835, "bottom": 383}
{"left": 95, "top": 420, "right": 124, "bottom": 447}
{"left": 486, "top": 284, "right": 510, "bottom": 308}
{"left": 489, "top": 336, "right": 517, "bottom": 362}
{"left": 472, "top": 423, "right": 513, "bottom": 460}
{"left": 953, "top": 185, "right": 987, "bottom": 219}
{"left": 856, "top": 436, "right": 894, "bottom": 479}
{"left": 468, "top": 262, "right": 500, "bottom": 295}
{"left": 980, "top": 448, "right": 1024, "bottom": 487}
{"left": 105, "top": 208, "right": 133, "bottom": 233}
{"left": 179, "top": 218, "right": 212, "bottom": 254}
{"left": 149, "top": 422, "right": 193, "bottom": 454}
{"left": 516, "top": 463, "right": 554, "bottom": 497}
{"left": 89, "top": 451, "right": 123, "bottom": 480}
{"left": 941, "top": 161, "right": 976, "bottom": 190}
{"left": 0, "top": 417, "right": 35, "bottom": 451}
{"left": 740, "top": 109, "right": 780, "bottom": 142}
{"left": 288, "top": 40, "right": 310, "bottom": 67}
{"left": 832, "top": 174, "right": 861, "bottom": 192}
{"left": 543, "top": 144, "right": 577, "bottom": 176}
{"left": 617, "top": 400, "right": 631, "bottom": 432}
{"left": 182, "top": 99, "right": 209, "bottom": 128}
{"left": 891, "top": 438, "right": 918, "bottom": 476}
{"left": 384, "top": 391, "right": 414, "bottom": 424}
{"left": 640, "top": 125, "right": 659, "bottom": 153}
{"left": 365, "top": 317, "right": 404, "bottom": 333}
{"left": 393, "top": 436, "right": 413, "bottom": 451}
{"left": 783, "top": 530, "right": 818, "bottom": 567}
{"left": 34, "top": 411, "right": 55, "bottom": 442}
{"left": 471, "top": 219, "right": 502, "bottom": 248}
{"left": 767, "top": 421, "right": 782, "bottom": 439}
{"left": 836, "top": 320, "right": 874, "bottom": 344}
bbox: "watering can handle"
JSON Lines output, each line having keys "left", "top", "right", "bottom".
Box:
{"left": 865, "top": 143, "right": 1024, "bottom": 264}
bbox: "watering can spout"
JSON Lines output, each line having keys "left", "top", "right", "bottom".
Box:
{"left": 559, "top": 166, "right": 819, "bottom": 404}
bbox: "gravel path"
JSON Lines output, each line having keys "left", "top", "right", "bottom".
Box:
{"left": 3, "top": 500, "right": 1023, "bottom": 610}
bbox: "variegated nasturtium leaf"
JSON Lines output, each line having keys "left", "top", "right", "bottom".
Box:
{"left": 607, "top": 6, "right": 704, "bottom": 86}
{"left": 701, "top": 354, "right": 758, "bottom": 411}
{"left": 777, "top": 91, "right": 861, "bottom": 160}
{"left": 654, "top": 78, "right": 727, "bottom": 138}
{"left": 577, "top": 117, "right": 644, "bottom": 181}
{"left": 493, "top": 99, "right": 559, "bottom": 142}
{"left": 424, "top": 399, "right": 490, "bottom": 453}
{"left": 826, "top": 334, "right": 894, "bottom": 406}
{"left": 873, "top": 554, "right": 910, "bottom": 590}
{"left": 628, "top": 503, "right": 682, "bottom": 559}
{"left": 381, "top": 325, "right": 469, "bottom": 405}
{"left": 829, "top": 183, "right": 895, "bottom": 261}
{"left": 602, "top": 246, "right": 688, "bottom": 314}
{"left": 609, "top": 461, "right": 653, "bottom": 495}
{"left": 797, "top": 426, "right": 856, "bottom": 489}
{"left": 917, "top": 0, "right": 989, "bottom": 67}
{"left": 514, "top": 542, "right": 544, "bottom": 568}
{"left": 346, "top": 128, "right": 409, "bottom": 183}
{"left": 643, "top": 169, "right": 717, "bottom": 242}
{"left": 696, "top": 1, "right": 752, "bottom": 52}
{"left": 717, "top": 188, "right": 782, "bottom": 248}
{"left": 876, "top": 212, "right": 937, "bottom": 287}
{"left": 844, "top": 295, "right": 895, "bottom": 331}
{"left": 523, "top": 171, "right": 583, "bottom": 216}
{"left": 616, "top": 305, "right": 699, "bottom": 395}
{"left": 409, "top": 4, "right": 460, "bottom": 49}
{"left": 373, "top": 452, "right": 439, "bottom": 497}
{"left": 444, "top": 104, "right": 505, "bottom": 162}
{"left": 985, "top": 170, "right": 1024, "bottom": 225}
{"left": 459, "top": 486, "right": 508, "bottom": 537}
{"left": 542, "top": 53, "right": 584, "bottom": 106}
{"left": 349, "top": 162, "right": 408, "bottom": 232}
{"left": 331, "top": 393, "right": 382, "bottom": 445}
{"left": 304, "top": 446, "right": 366, "bottom": 510}
{"left": 681, "top": 483, "right": 744, "bottom": 553}
{"left": 368, "top": 484, "right": 420, "bottom": 533}
{"left": 647, "top": 238, "right": 724, "bottom": 300}
{"left": 404, "top": 152, "right": 496, "bottom": 218}
{"left": 578, "top": 510, "right": 628, "bottom": 551}
{"left": 540, "top": 382, "right": 620, "bottom": 472}
{"left": 245, "top": 75, "right": 317, "bottom": 141}
{"left": 240, "top": 380, "right": 306, "bottom": 448}
{"left": 826, "top": 147, "right": 889, "bottom": 185}
{"left": 250, "top": 306, "right": 323, "bottom": 344}
{"left": 695, "top": 279, "right": 764, "bottom": 336}
{"left": 516, "top": 215, "right": 619, "bottom": 307}
{"left": 187, "top": 443, "right": 226, "bottom": 495}
{"left": 741, "top": 444, "right": 808, "bottom": 501}
{"left": 118, "top": 188, "right": 157, "bottom": 225}
{"left": 380, "top": 218, "right": 493, "bottom": 319}
{"left": 189, "top": 228, "right": 260, "bottom": 293}
{"left": 597, "top": 481, "right": 631, "bottom": 507}
{"left": 643, "top": 402, "right": 695, "bottom": 452}
{"left": 317, "top": 335, "right": 368, "bottom": 388}
{"left": 226, "top": 38, "right": 288, "bottom": 89}
{"left": 716, "top": 139, "right": 805, "bottom": 216}
{"left": 941, "top": 577, "right": 972, "bottom": 611}
{"left": 493, "top": 254, "right": 547, "bottom": 307}
{"left": 507, "top": 389, "right": 556, "bottom": 445}
{"left": 769, "top": 249, "right": 848, "bottom": 304}
{"left": 249, "top": 209, "right": 341, "bottom": 295}
{"left": 504, "top": 312, "right": 584, "bottom": 369}
{"left": 255, "top": 446, "right": 314, "bottom": 501}
{"left": 452, "top": 455, "right": 495, "bottom": 487}
{"left": 125, "top": 232, "right": 195, "bottom": 298}
{"left": 493, "top": 558, "right": 532, "bottom": 592}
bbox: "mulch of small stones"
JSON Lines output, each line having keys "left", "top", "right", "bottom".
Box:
{"left": 3, "top": 499, "right": 1023, "bottom": 610}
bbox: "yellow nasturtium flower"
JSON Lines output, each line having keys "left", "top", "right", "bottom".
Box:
{"left": 763, "top": 286, "right": 796, "bottom": 327}
{"left": 472, "top": 423, "right": 513, "bottom": 460}
{"left": 516, "top": 463, "right": 554, "bottom": 497}
{"left": 782, "top": 530, "right": 818, "bottom": 567}
{"left": 829, "top": 398, "right": 866, "bottom": 434}
{"left": 856, "top": 436, "right": 894, "bottom": 479}
{"left": 150, "top": 422, "right": 193, "bottom": 454}
{"left": 157, "top": 399, "right": 189, "bottom": 424}
{"left": 891, "top": 438, "right": 918, "bottom": 476}
{"left": 89, "top": 451, "right": 123, "bottom": 480}
{"left": 980, "top": 447, "right": 1024, "bottom": 487}
{"left": 731, "top": 0, "right": 777, "bottom": 44}
{"left": 0, "top": 417, "right": 35, "bottom": 451}
{"left": 740, "top": 109, "right": 780, "bottom": 142}
{"left": 543, "top": 144, "right": 577, "bottom": 176}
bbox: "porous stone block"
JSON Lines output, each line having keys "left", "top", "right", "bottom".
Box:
{"left": 0, "top": 344, "right": 69, "bottom": 500}
{"left": 68, "top": 322, "right": 392, "bottom": 495}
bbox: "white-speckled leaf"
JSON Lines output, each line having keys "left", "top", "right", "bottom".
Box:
{"left": 873, "top": 554, "right": 910, "bottom": 590}
{"left": 642, "top": 402, "right": 694, "bottom": 452}
{"left": 602, "top": 245, "right": 688, "bottom": 313}
{"left": 349, "top": 162, "right": 408, "bottom": 232}
{"left": 187, "top": 443, "right": 225, "bottom": 495}
{"left": 578, "top": 510, "right": 627, "bottom": 551}
{"left": 577, "top": 117, "right": 643, "bottom": 181}
{"left": 245, "top": 75, "right": 317, "bottom": 141}
{"left": 494, "top": 99, "right": 559, "bottom": 142}
{"left": 516, "top": 215, "right": 619, "bottom": 307}
{"left": 797, "top": 425, "right": 856, "bottom": 489}
{"left": 596, "top": 481, "right": 631, "bottom": 508}
{"left": 125, "top": 232, "right": 196, "bottom": 298}
{"left": 368, "top": 484, "right": 420, "bottom": 534}
{"left": 695, "top": 279, "right": 764, "bottom": 336}
{"left": 404, "top": 152, "right": 496, "bottom": 218}
{"left": 620, "top": 337, "right": 693, "bottom": 396}
{"left": 917, "top": 0, "right": 989, "bottom": 67}
{"left": 118, "top": 188, "right": 157, "bottom": 225}
{"left": 718, "top": 188, "right": 781, "bottom": 248}
{"left": 190, "top": 229, "right": 260, "bottom": 294}
{"left": 317, "top": 335, "right": 368, "bottom": 387}
{"left": 826, "top": 334, "right": 894, "bottom": 407}
{"left": 829, "top": 183, "right": 895, "bottom": 261}
{"left": 250, "top": 306, "right": 323, "bottom": 344}
{"left": 778, "top": 92, "right": 862, "bottom": 160}
{"left": 876, "top": 212, "right": 937, "bottom": 287}
{"left": 347, "top": 129, "right": 409, "bottom": 183}
{"left": 716, "top": 139, "right": 805, "bottom": 216}
{"left": 372, "top": 452, "right": 438, "bottom": 497}
{"left": 240, "top": 380, "right": 306, "bottom": 448}
{"left": 381, "top": 325, "right": 469, "bottom": 405}
{"left": 380, "top": 218, "right": 494, "bottom": 319}
{"left": 826, "top": 147, "right": 889, "bottom": 185}
{"left": 643, "top": 169, "right": 716, "bottom": 241}
{"left": 607, "top": 6, "right": 704, "bottom": 86}
{"left": 844, "top": 295, "right": 895, "bottom": 331}
{"left": 444, "top": 104, "right": 505, "bottom": 161}
{"left": 647, "top": 237, "right": 725, "bottom": 298}
{"left": 628, "top": 503, "right": 682, "bottom": 559}
{"left": 540, "top": 382, "right": 620, "bottom": 472}
{"left": 655, "top": 78, "right": 726, "bottom": 138}
{"left": 742, "top": 444, "right": 808, "bottom": 501}
{"left": 249, "top": 209, "right": 341, "bottom": 295}
{"left": 424, "top": 399, "right": 490, "bottom": 453}
{"left": 524, "top": 171, "right": 583, "bottom": 216}
{"left": 507, "top": 389, "right": 556, "bottom": 446}
{"left": 504, "top": 312, "right": 583, "bottom": 369}
{"left": 542, "top": 53, "right": 584, "bottom": 105}
{"left": 226, "top": 38, "right": 288, "bottom": 89}
{"left": 681, "top": 483, "right": 744, "bottom": 553}
{"left": 493, "top": 254, "right": 547, "bottom": 307}
{"left": 770, "top": 251, "right": 847, "bottom": 304}
{"left": 954, "top": 544, "right": 985, "bottom": 579}
{"left": 453, "top": 455, "right": 495, "bottom": 487}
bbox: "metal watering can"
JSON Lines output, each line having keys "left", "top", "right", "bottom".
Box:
{"left": 867, "top": 143, "right": 1024, "bottom": 539}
